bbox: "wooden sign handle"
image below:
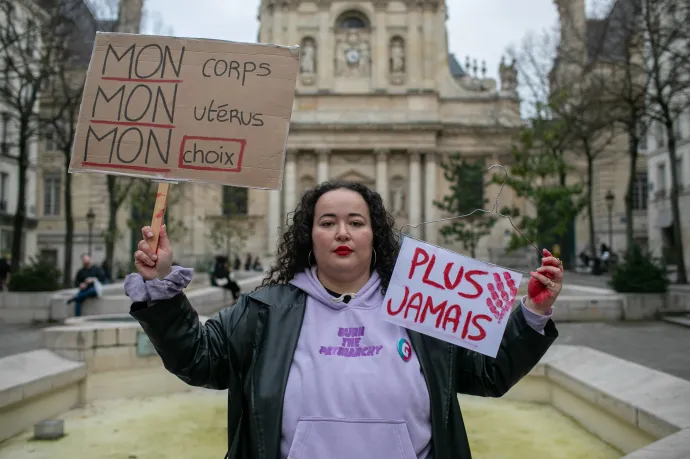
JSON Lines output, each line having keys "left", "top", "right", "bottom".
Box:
{"left": 148, "top": 182, "right": 170, "bottom": 253}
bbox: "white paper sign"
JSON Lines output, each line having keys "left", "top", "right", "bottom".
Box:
{"left": 381, "top": 237, "right": 523, "bottom": 358}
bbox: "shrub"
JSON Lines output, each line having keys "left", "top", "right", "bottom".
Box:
{"left": 609, "top": 244, "right": 669, "bottom": 293}
{"left": 8, "top": 257, "right": 62, "bottom": 292}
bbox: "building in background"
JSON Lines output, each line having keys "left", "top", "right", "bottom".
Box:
{"left": 552, "top": 0, "right": 649, "bottom": 260}
{"left": 644, "top": 114, "right": 690, "bottom": 272}
{"left": 0, "top": 0, "right": 45, "bottom": 264}
{"left": 230, "top": 0, "right": 529, "bottom": 269}
{"left": 34, "top": 0, "right": 138, "bottom": 277}
{"left": 36, "top": 0, "right": 534, "bottom": 276}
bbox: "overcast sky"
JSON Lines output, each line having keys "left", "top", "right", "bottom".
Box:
{"left": 136, "top": 0, "right": 608, "bottom": 82}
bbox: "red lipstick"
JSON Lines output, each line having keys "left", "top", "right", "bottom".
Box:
{"left": 334, "top": 245, "right": 352, "bottom": 256}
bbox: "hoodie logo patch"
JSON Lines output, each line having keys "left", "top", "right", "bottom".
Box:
{"left": 398, "top": 338, "right": 412, "bottom": 362}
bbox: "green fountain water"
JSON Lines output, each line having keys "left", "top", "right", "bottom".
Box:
{"left": 0, "top": 390, "right": 620, "bottom": 459}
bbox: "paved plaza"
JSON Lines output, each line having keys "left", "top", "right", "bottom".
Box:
{"left": 0, "top": 322, "right": 43, "bottom": 360}
{"left": 1, "top": 270, "right": 688, "bottom": 383}
{"left": 556, "top": 321, "right": 690, "bottom": 381}
{"left": 3, "top": 316, "right": 688, "bottom": 379}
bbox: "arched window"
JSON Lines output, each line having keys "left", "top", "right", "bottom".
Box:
{"left": 337, "top": 11, "right": 369, "bottom": 29}
{"left": 222, "top": 186, "right": 248, "bottom": 216}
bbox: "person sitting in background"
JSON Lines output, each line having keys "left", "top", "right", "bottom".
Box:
{"left": 0, "top": 256, "right": 11, "bottom": 291}
{"left": 233, "top": 255, "right": 241, "bottom": 271}
{"left": 67, "top": 253, "right": 106, "bottom": 316}
{"left": 252, "top": 256, "right": 263, "bottom": 272}
{"left": 101, "top": 259, "right": 112, "bottom": 285}
{"left": 212, "top": 255, "right": 241, "bottom": 301}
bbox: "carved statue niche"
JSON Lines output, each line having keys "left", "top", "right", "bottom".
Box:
{"left": 498, "top": 56, "right": 518, "bottom": 92}
{"left": 300, "top": 37, "right": 317, "bottom": 85}
{"left": 390, "top": 37, "right": 405, "bottom": 73}
{"left": 389, "top": 36, "right": 406, "bottom": 85}
{"left": 389, "top": 176, "right": 406, "bottom": 216}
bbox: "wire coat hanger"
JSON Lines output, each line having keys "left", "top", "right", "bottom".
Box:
{"left": 398, "top": 164, "right": 542, "bottom": 276}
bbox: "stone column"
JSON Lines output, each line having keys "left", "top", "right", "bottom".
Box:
{"left": 283, "top": 149, "right": 297, "bottom": 218}
{"left": 272, "top": 5, "right": 283, "bottom": 43}
{"left": 408, "top": 5, "right": 423, "bottom": 84}
{"left": 424, "top": 151, "right": 438, "bottom": 244}
{"left": 375, "top": 149, "right": 389, "bottom": 198}
{"left": 423, "top": 8, "right": 435, "bottom": 86}
{"left": 318, "top": 10, "right": 332, "bottom": 88}
{"left": 408, "top": 152, "right": 422, "bottom": 238}
{"left": 317, "top": 148, "right": 330, "bottom": 184}
{"left": 374, "top": 7, "right": 387, "bottom": 88}
{"left": 287, "top": 7, "right": 297, "bottom": 44}
{"left": 267, "top": 190, "right": 281, "bottom": 253}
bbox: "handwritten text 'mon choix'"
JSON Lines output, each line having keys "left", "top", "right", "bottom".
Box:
{"left": 83, "top": 43, "right": 269, "bottom": 169}
{"left": 386, "top": 247, "right": 494, "bottom": 343}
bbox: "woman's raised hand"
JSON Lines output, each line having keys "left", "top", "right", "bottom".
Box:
{"left": 134, "top": 224, "right": 174, "bottom": 281}
{"left": 526, "top": 248, "right": 564, "bottom": 313}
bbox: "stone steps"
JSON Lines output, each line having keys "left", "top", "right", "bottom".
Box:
{"left": 662, "top": 314, "right": 690, "bottom": 328}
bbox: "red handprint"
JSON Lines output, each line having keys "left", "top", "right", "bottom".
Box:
{"left": 527, "top": 248, "right": 562, "bottom": 305}
{"left": 486, "top": 271, "right": 518, "bottom": 324}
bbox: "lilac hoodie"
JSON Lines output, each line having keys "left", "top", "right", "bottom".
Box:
{"left": 283, "top": 267, "right": 432, "bottom": 459}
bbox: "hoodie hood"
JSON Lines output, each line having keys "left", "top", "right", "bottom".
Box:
{"left": 290, "top": 267, "right": 384, "bottom": 310}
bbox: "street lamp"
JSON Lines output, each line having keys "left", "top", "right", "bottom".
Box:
{"left": 86, "top": 208, "right": 96, "bottom": 256}
{"left": 605, "top": 190, "right": 615, "bottom": 250}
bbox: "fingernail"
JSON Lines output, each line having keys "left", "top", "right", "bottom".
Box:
{"left": 151, "top": 254, "right": 157, "bottom": 261}
{"left": 147, "top": 232, "right": 153, "bottom": 237}
{"left": 530, "top": 271, "right": 537, "bottom": 276}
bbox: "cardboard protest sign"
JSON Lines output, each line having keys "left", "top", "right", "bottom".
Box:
{"left": 69, "top": 32, "right": 300, "bottom": 190}
{"left": 381, "top": 237, "right": 523, "bottom": 358}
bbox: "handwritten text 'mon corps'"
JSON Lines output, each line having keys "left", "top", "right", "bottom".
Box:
{"left": 83, "top": 43, "right": 270, "bottom": 169}
{"left": 387, "top": 247, "right": 495, "bottom": 343}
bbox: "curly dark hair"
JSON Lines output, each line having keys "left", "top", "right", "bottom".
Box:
{"left": 261, "top": 180, "right": 401, "bottom": 293}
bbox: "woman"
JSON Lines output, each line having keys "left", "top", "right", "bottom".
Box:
{"left": 125, "top": 181, "right": 562, "bottom": 459}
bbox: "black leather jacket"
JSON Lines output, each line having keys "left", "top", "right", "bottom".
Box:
{"left": 131, "top": 283, "right": 558, "bottom": 459}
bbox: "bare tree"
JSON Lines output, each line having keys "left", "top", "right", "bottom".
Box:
{"left": 88, "top": 0, "right": 151, "bottom": 274}
{"left": 589, "top": 0, "right": 650, "bottom": 252}
{"left": 642, "top": 0, "right": 690, "bottom": 283}
{"left": 140, "top": 7, "right": 174, "bottom": 36}
{"left": 555, "top": 81, "right": 620, "bottom": 259}
{"left": 0, "top": 0, "right": 73, "bottom": 272}
{"left": 38, "top": 0, "right": 100, "bottom": 286}
{"left": 509, "top": 25, "right": 618, "bottom": 260}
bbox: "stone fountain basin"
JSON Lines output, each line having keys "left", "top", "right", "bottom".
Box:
{"left": 1, "top": 342, "right": 689, "bottom": 458}
{"left": 0, "top": 387, "right": 623, "bottom": 459}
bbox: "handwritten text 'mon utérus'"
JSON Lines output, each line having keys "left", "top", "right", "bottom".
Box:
{"left": 387, "top": 247, "right": 495, "bottom": 343}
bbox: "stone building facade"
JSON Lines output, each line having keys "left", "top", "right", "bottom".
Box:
{"left": 552, "top": 0, "right": 649, "bottom": 260}
{"left": 226, "top": 0, "right": 531, "bottom": 267}
{"left": 0, "top": 0, "right": 45, "bottom": 264}
{"left": 37, "top": 0, "right": 533, "bottom": 277}
{"left": 644, "top": 117, "right": 690, "bottom": 274}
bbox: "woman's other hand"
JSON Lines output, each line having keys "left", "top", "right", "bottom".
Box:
{"left": 526, "top": 248, "right": 564, "bottom": 313}
{"left": 134, "top": 224, "right": 173, "bottom": 281}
